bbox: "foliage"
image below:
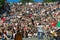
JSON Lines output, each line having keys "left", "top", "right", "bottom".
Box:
{"left": 20, "top": 0, "right": 34, "bottom": 4}
{"left": 44, "top": 0, "right": 56, "bottom": 2}
{"left": 0, "top": 0, "right": 5, "bottom": 8}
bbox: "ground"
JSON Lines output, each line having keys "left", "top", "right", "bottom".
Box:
{"left": 0, "top": 37, "right": 56, "bottom": 40}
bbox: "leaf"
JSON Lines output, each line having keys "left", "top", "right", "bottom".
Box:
{"left": 20, "top": 0, "right": 34, "bottom": 4}
{"left": 0, "top": 0, "right": 5, "bottom": 8}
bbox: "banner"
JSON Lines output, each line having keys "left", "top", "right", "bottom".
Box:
{"left": 7, "top": 0, "right": 20, "bottom": 2}
{"left": 34, "top": 0, "right": 43, "bottom": 2}
{"left": 7, "top": 0, "right": 43, "bottom": 2}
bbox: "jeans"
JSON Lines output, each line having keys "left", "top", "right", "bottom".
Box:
{"left": 38, "top": 32, "right": 44, "bottom": 40}
{"left": 2, "top": 35, "right": 4, "bottom": 40}
{"left": 55, "top": 36, "right": 60, "bottom": 40}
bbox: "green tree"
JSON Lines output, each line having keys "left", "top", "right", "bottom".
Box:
{"left": 20, "top": 0, "right": 34, "bottom": 4}
{"left": 44, "top": 0, "right": 56, "bottom": 2}
{"left": 0, "top": 0, "right": 5, "bottom": 8}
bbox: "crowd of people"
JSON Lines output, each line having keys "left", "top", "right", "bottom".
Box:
{"left": 0, "top": 2, "right": 60, "bottom": 40}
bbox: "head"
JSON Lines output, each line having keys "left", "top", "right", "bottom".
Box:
{"left": 38, "top": 23, "right": 41, "bottom": 25}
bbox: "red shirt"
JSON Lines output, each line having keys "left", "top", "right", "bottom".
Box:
{"left": 29, "top": 14, "right": 32, "bottom": 18}
{"left": 1, "top": 17, "right": 6, "bottom": 22}
{"left": 51, "top": 22, "right": 57, "bottom": 27}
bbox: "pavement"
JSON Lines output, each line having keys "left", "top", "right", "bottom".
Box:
{"left": 0, "top": 37, "right": 44, "bottom": 40}
{"left": 0, "top": 37, "right": 56, "bottom": 40}
{"left": 0, "top": 37, "right": 38, "bottom": 40}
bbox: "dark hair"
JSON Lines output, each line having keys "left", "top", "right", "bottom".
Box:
{"left": 39, "top": 23, "right": 41, "bottom": 25}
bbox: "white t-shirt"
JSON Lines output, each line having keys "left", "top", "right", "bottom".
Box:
{"left": 37, "top": 25, "right": 44, "bottom": 32}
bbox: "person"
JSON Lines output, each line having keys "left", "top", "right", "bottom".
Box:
{"left": 14, "top": 27, "right": 22, "bottom": 40}
{"left": 1, "top": 28, "right": 8, "bottom": 40}
{"left": 37, "top": 23, "right": 44, "bottom": 40}
{"left": 55, "top": 29, "right": 60, "bottom": 40}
